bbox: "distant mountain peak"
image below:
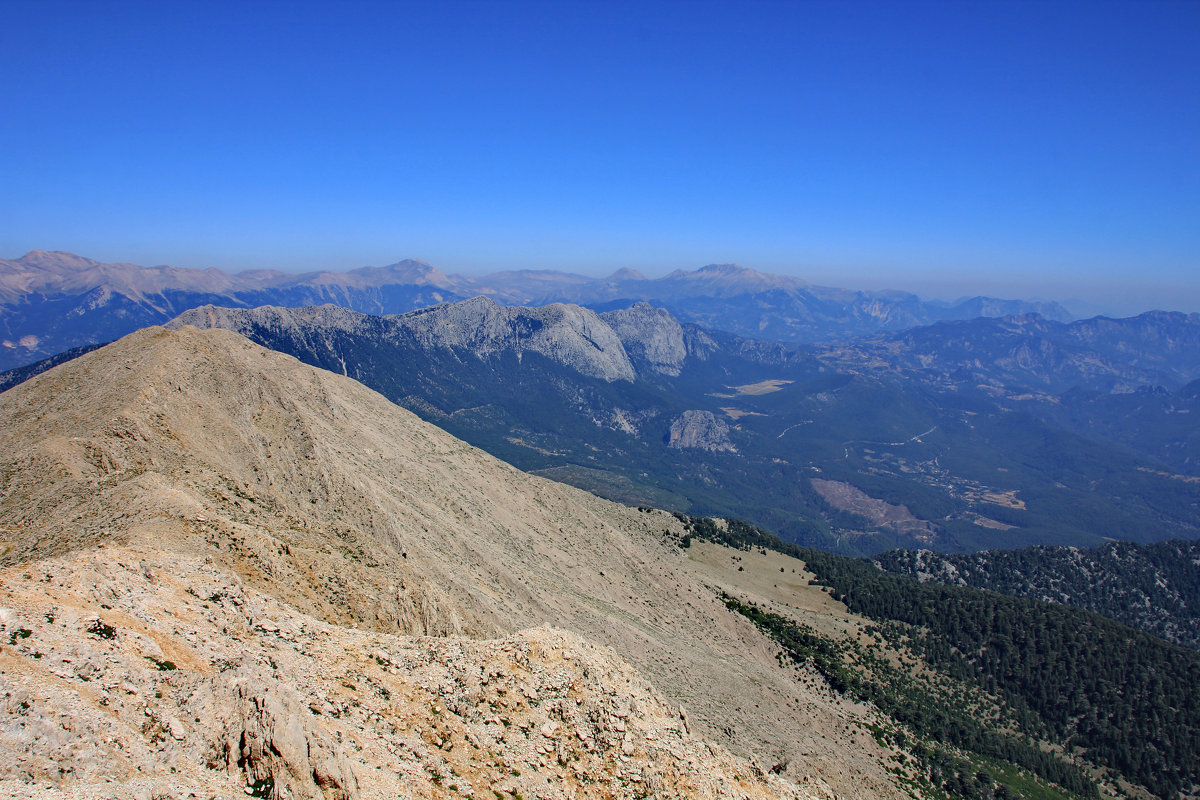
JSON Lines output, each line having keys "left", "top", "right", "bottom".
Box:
{"left": 452, "top": 294, "right": 501, "bottom": 312}
{"left": 377, "top": 257, "right": 440, "bottom": 275}
{"left": 652, "top": 263, "right": 810, "bottom": 301}
{"left": 605, "top": 267, "right": 646, "bottom": 281}
{"left": 355, "top": 258, "right": 447, "bottom": 281}
{"left": 696, "top": 263, "right": 748, "bottom": 275}
{"left": 16, "top": 249, "right": 102, "bottom": 270}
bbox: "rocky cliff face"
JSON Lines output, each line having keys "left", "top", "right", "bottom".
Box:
{"left": 173, "top": 298, "right": 637, "bottom": 382}
{"left": 400, "top": 298, "right": 637, "bottom": 382}
{"left": 600, "top": 302, "right": 709, "bottom": 377}
{"left": 0, "top": 326, "right": 903, "bottom": 799}
{"left": 668, "top": 410, "right": 737, "bottom": 452}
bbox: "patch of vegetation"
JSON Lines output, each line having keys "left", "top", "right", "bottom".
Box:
{"left": 247, "top": 776, "right": 274, "bottom": 798}
{"left": 85, "top": 619, "right": 116, "bottom": 639}
{"left": 146, "top": 656, "right": 177, "bottom": 671}
{"left": 8, "top": 627, "right": 32, "bottom": 644}
{"left": 800, "top": 544, "right": 1200, "bottom": 800}
{"left": 720, "top": 594, "right": 852, "bottom": 692}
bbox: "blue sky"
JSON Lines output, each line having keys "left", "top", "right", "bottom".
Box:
{"left": 1, "top": 0, "right": 1197, "bottom": 314}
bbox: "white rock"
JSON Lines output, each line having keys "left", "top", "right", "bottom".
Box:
{"left": 167, "top": 717, "right": 186, "bottom": 740}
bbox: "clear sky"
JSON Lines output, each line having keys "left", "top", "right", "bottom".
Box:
{"left": 1, "top": 0, "right": 1197, "bottom": 314}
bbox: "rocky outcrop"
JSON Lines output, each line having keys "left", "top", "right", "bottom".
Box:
{"left": 170, "top": 302, "right": 375, "bottom": 341}
{"left": 668, "top": 410, "right": 736, "bottom": 452}
{"left": 173, "top": 297, "right": 638, "bottom": 382}
{"left": 601, "top": 302, "right": 689, "bottom": 376}
{"left": 401, "top": 297, "right": 636, "bottom": 381}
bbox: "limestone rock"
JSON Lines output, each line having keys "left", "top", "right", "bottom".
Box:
{"left": 172, "top": 296, "right": 638, "bottom": 383}
{"left": 0, "top": 548, "right": 811, "bottom": 800}
{"left": 601, "top": 302, "right": 690, "bottom": 376}
{"left": 668, "top": 410, "right": 737, "bottom": 452}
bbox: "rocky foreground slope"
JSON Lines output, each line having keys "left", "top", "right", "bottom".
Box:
{"left": 0, "top": 549, "right": 799, "bottom": 800}
{"left": 0, "top": 326, "right": 902, "bottom": 799}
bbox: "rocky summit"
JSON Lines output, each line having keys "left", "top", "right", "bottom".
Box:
{"left": 0, "top": 326, "right": 903, "bottom": 799}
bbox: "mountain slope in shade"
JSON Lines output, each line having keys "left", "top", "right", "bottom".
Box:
{"left": 815, "top": 310, "right": 1200, "bottom": 473}
{"left": 821, "top": 311, "right": 1200, "bottom": 394}
{"left": 0, "top": 249, "right": 1074, "bottom": 369}
{"left": 0, "top": 326, "right": 904, "bottom": 799}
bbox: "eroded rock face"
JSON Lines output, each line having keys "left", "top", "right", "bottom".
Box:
{"left": 0, "top": 549, "right": 807, "bottom": 800}
{"left": 601, "top": 302, "right": 689, "bottom": 377}
{"left": 173, "top": 297, "right": 639, "bottom": 383}
{"left": 403, "top": 298, "right": 637, "bottom": 382}
{"left": 668, "top": 410, "right": 737, "bottom": 452}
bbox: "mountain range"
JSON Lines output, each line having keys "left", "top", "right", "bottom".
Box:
{"left": 820, "top": 310, "right": 1200, "bottom": 394}
{"left": 0, "top": 249, "right": 1073, "bottom": 371}
{"left": 817, "top": 311, "right": 1200, "bottom": 474}
{"left": 5, "top": 248, "right": 1200, "bottom": 799}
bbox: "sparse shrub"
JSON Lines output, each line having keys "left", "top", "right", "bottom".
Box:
{"left": 86, "top": 620, "right": 116, "bottom": 639}
{"left": 247, "top": 776, "right": 274, "bottom": 798}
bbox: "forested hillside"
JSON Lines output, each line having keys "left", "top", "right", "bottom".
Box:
{"left": 875, "top": 540, "right": 1200, "bottom": 649}
{"left": 675, "top": 513, "right": 1200, "bottom": 800}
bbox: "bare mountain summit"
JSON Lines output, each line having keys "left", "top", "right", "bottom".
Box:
{"left": 0, "top": 326, "right": 903, "bottom": 799}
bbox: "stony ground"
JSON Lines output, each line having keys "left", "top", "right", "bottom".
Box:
{"left": 1, "top": 547, "right": 815, "bottom": 800}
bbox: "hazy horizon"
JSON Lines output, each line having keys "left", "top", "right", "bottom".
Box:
{"left": 2, "top": 0, "right": 1197, "bottom": 318}
{"left": 8, "top": 245, "right": 1187, "bottom": 319}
